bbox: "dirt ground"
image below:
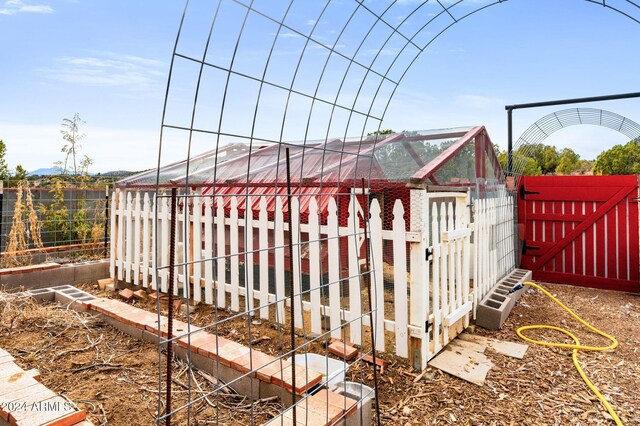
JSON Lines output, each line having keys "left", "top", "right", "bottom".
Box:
{"left": 0, "top": 291, "right": 282, "bottom": 425}
{"left": 1, "top": 281, "right": 639, "bottom": 425}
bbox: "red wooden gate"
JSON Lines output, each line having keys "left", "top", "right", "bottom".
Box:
{"left": 518, "top": 175, "right": 639, "bottom": 292}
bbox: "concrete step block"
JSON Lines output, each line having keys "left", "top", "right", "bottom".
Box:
{"left": 476, "top": 269, "right": 532, "bottom": 330}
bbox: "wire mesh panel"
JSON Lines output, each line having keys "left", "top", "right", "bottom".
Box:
{"left": 0, "top": 182, "right": 111, "bottom": 267}
{"left": 146, "top": 1, "right": 640, "bottom": 425}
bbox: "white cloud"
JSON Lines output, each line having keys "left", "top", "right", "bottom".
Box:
{"left": 41, "top": 52, "right": 166, "bottom": 90}
{"left": 0, "top": 0, "right": 53, "bottom": 15}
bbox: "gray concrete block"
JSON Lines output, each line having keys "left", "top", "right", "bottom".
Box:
{"left": 476, "top": 294, "right": 510, "bottom": 330}
{"left": 48, "top": 265, "right": 76, "bottom": 286}
{"left": 100, "top": 314, "right": 144, "bottom": 340}
{"left": 260, "top": 382, "right": 295, "bottom": 407}
{"left": 27, "top": 288, "right": 56, "bottom": 303}
{"left": 73, "top": 260, "right": 109, "bottom": 283}
{"left": 476, "top": 269, "right": 532, "bottom": 330}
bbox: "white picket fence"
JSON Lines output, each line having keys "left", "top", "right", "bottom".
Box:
{"left": 471, "top": 194, "right": 517, "bottom": 317}
{"left": 109, "top": 188, "right": 515, "bottom": 366}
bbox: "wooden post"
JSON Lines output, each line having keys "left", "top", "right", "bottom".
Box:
{"left": 409, "top": 189, "right": 429, "bottom": 371}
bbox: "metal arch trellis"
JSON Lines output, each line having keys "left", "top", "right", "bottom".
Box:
{"left": 153, "top": 1, "right": 640, "bottom": 425}
{"left": 516, "top": 107, "right": 640, "bottom": 151}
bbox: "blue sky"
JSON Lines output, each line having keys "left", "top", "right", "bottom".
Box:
{"left": 1, "top": 0, "right": 639, "bottom": 173}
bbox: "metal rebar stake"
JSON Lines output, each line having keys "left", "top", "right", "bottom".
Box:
{"left": 166, "top": 187, "right": 178, "bottom": 426}
{"left": 361, "top": 178, "right": 381, "bottom": 426}
{"left": 285, "top": 148, "right": 297, "bottom": 424}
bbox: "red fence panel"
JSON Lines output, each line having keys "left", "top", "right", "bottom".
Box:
{"left": 518, "top": 175, "right": 639, "bottom": 293}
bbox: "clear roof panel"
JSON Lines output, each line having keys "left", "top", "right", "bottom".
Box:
{"left": 116, "top": 126, "right": 501, "bottom": 188}
{"left": 374, "top": 135, "right": 462, "bottom": 182}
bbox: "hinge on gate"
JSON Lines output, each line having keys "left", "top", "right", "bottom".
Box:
{"left": 425, "top": 319, "right": 431, "bottom": 333}
{"left": 519, "top": 184, "right": 540, "bottom": 200}
{"left": 522, "top": 244, "right": 539, "bottom": 256}
{"left": 425, "top": 247, "right": 433, "bottom": 262}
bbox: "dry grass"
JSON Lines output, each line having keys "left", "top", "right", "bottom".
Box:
{"left": 0, "top": 292, "right": 282, "bottom": 425}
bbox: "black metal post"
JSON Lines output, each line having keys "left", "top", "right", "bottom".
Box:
{"left": 285, "top": 148, "right": 296, "bottom": 425}
{"left": 104, "top": 186, "right": 109, "bottom": 253}
{"left": 507, "top": 108, "right": 513, "bottom": 177}
{"left": 166, "top": 188, "right": 178, "bottom": 426}
{"left": 361, "top": 178, "right": 381, "bottom": 426}
{"left": 505, "top": 91, "right": 640, "bottom": 111}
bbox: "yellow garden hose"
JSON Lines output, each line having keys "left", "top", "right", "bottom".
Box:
{"left": 514, "top": 281, "right": 622, "bottom": 425}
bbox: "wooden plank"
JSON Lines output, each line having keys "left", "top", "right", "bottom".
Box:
{"left": 428, "top": 340, "right": 494, "bottom": 386}
{"left": 327, "top": 198, "right": 341, "bottom": 339}
{"left": 274, "top": 197, "right": 286, "bottom": 324}
{"left": 441, "top": 228, "right": 471, "bottom": 242}
{"left": 192, "top": 195, "right": 202, "bottom": 303}
{"left": 203, "top": 197, "right": 214, "bottom": 304}
{"left": 458, "top": 333, "right": 528, "bottom": 359}
{"left": 116, "top": 191, "right": 125, "bottom": 282}
{"left": 439, "top": 202, "right": 449, "bottom": 346}
{"left": 411, "top": 190, "right": 429, "bottom": 367}
{"left": 109, "top": 191, "right": 117, "bottom": 280}
{"left": 347, "top": 196, "right": 362, "bottom": 346}
{"left": 216, "top": 198, "right": 226, "bottom": 309}
{"left": 392, "top": 200, "right": 408, "bottom": 358}
{"left": 526, "top": 212, "right": 588, "bottom": 222}
{"left": 532, "top": 270, "right": 640, "bottom": 293}
{"left": 442, "top": 302, "right": 471, "bottom": 327}
{"left": 628, "top": 194, "right": 639, "bottom": 280}
{"left": 160, "top": 195, "right": 170, "bottom": 293}
{"left": 230, "top": 196, "right": 240, "bottom": 311}
{"left": 370, "top": 199, "right": 385, "bottom": 352}
{"left": 259, "top": 197, "right": 269, "bottom": 319}
{"left": 522, "top": 186, "right": 620, "bottom": 202}
{"left": 432, "top": 202, "right": 442, "bottom": 355}
{"left": 151, "top": 194, "right": 158, "bottom": 290}
{"left": 533, "top": 186, "right": 635, "bottom": 270}
{"left": 125, "top": 192, "right": 133, "bottom": 284}
{"left": 308, "top": 198, "right": 322, "bottom": 336}
{"left": 133, "top": 191, "right": 141, "bottom": 286}
{"left": 245, "top": 196, "right": 254, "bottom": 315}
{"left": 142, "top": 193, "right": 151, "bottom": 288}
{"left": 617, "top": 199, "right": 627, "bottom": 281}
{"left": 290, "top": 196, "right": 302, "bottom": 328}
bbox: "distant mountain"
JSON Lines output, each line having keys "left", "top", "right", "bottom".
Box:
{"left": 28, "top": 167, "right": 59, "bottom": 176}
{"left": 27, "top": 168, "right": 140, "bottom": 178}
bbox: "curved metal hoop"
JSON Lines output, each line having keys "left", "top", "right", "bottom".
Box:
{"left": 153, "top": 1, "right": 640, "bottom": 422}
{"left": 516, "top": 108, "right": 640, "bottom": 148}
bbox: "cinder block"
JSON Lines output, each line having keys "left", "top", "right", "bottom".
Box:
{"left": 42, "top": 266, "right": 76, "bottom": 287}
{"left": 73, "top": 260, "right": 109, "bottom": 283}
{"left": 27, "top": 288, "right": 55, "bottom": 303}
{"left": 100, "top": 313, "right": 144, "bottom": 340}
{"left": 476, "top": 269, "right": 532, "bottom": 330}
{"left": 53, "top": 292, "right": 90, "bottom": 313}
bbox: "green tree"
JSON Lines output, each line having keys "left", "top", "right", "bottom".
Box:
{"left": 556, "top": 148, "right": 581, "bottom": 175}
{"left": 593, "top": 140, "right": 640, "bottom": 175}
{"left": 542, "top": 145, "right": 560, "bottom": 174}
{"left": 0, "top": 140, "right": 9, "bottom": 180}
{"left": 60, "top": 113, "right": 85, "bottom": 176}
{"left": 498, "top": 149, "right": 542, "bottom": 176}
{"left": 13, "top": 165, "right": 28, "bottom": 181}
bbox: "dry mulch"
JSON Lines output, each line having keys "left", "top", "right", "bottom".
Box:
{"left": 1, "top": 281, "right": 638, "bottom": 425}
{"left": 355, "top": 283, "right": 640, "bottom": 426}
